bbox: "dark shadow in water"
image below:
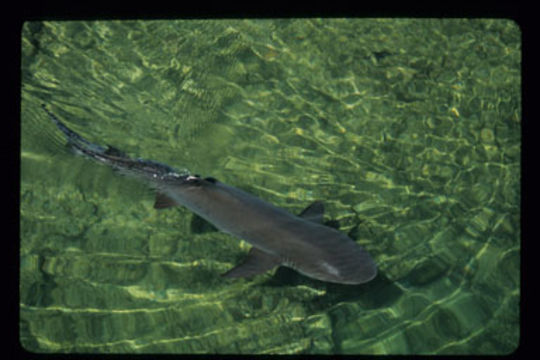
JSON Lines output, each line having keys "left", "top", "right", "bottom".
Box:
{"left": 264, "top": 267, "right": 402, "bottom": 311}
{"left": 262, "top": 267, "right": 403, "bottom": 353}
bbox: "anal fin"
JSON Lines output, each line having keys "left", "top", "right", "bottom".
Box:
{"left": 222, "top": 248, "right": 281, "bottom": 279}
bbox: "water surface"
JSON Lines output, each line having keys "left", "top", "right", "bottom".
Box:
{"left": 20, "top": 19, "right": 520, "bottom": 354}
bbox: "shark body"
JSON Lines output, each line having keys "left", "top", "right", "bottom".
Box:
{"left": 42, "top": 104, "right": 377, "bottom": 285}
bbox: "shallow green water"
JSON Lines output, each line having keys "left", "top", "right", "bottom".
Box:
{"left": 20, "top": 19, "right": 520, "bottom": 354}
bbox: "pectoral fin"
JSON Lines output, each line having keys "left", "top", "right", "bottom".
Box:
{"left": 222, "top": 247, "right": 281, "bottom": 279}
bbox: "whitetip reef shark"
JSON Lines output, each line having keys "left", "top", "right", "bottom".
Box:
{"left": 42, "top": 104, "right": 377, "bottom": 285}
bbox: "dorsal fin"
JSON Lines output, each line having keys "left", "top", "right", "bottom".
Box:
{"left": 153, "top": 192, "right": 177, "bottom": 209}
{"left": 298, "top": 201, "right": 325, "bottom": 224}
